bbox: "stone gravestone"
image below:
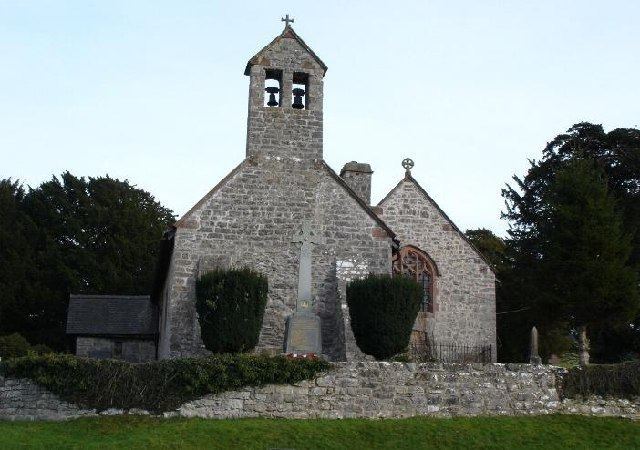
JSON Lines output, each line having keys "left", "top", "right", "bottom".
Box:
{"left": 285, "top": 221, "right": 322, "bottom": 355}
{"left": 529, "top": 326, "right": 542, "bottom": 365}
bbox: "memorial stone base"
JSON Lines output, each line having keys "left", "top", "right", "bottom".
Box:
{"left": 285, "top": 310, "right": 322, "bottom": 355}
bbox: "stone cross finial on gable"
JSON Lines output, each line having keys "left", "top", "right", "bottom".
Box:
{"left": 402, "top": 158, "right": 414, "bottom": 178}
{"left": 281, "top": 14, "right": 294, "bottom": 27}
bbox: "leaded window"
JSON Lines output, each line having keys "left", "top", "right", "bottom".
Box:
{"left": 392, "top": 245, "right": 437, "bottom": 313}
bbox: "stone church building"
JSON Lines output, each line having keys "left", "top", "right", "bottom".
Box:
{"left": 67, "top": 23, "right": 496, "bottom": 362}
{"left": 153, "top": 23, "right": 496, "bottom": 362}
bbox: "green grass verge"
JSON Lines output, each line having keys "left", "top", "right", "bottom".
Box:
{"left": 0, "top": 415, "right": 638, "bottom": 449}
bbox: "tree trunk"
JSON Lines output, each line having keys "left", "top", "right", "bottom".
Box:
{"left": 578, "top": 325, "right": 590, "bottom": 366}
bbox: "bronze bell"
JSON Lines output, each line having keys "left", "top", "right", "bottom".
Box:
{"left": 265, "top": 86, "right": 279, "bottom": 107}
{"left": 292, "top": 87, "right": 305, "bottom": 109}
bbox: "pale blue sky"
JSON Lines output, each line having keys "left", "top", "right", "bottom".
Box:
{"left": 2, "top": 1, "right": 639, "bottom": 235}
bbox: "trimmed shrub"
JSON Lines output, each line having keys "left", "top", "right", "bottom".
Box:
{"left": 0, "top": 353, "right": 330, "bottom": 412}
{"left": 196, "top": 268, "right": 268, "bottom": 353}
{"left": 563, "top": 361, "right": 640, "bottom": 399}
{"left": 346, "top": 274, "right": 423, "bottom": 360}
{"left": 0, "top": 333, "right": 31, "bottom": 358}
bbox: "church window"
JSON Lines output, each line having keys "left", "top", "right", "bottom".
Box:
{"left": 264, "top": 69, "right": 282, "bottom": 107}
{"left": 292, "top": 72, "right": 309, "bottom": 109}
{"left": 392, "top": 246, "right": 437, "bottom": 313}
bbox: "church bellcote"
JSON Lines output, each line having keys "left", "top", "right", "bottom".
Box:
{"left": 245, "top": 18, "right": 327, "bottom": 162}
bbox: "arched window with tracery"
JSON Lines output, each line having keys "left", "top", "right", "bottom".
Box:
{"left": 392, "top": 245, "right": 439, "bottom": 313}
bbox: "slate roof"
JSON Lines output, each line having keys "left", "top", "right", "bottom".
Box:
{"left": 66, "top": 295, "right": 158, "bottom": 336}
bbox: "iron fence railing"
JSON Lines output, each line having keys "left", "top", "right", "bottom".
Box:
{"left": 410, "top": 332, "right": 492, "bottom": 363}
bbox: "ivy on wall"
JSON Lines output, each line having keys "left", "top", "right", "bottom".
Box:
{"left": 0, "top": 353, "right": 330, "bottom": 412}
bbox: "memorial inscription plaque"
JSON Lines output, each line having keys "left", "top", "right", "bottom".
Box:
{"left": 285, "top": 312, "right": 321, "bottom": 354}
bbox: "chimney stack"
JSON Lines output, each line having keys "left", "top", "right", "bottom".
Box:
{"left": 340, "top": 161, "right": 373, "bottom": 205}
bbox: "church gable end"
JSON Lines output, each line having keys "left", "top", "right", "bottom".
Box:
{"left": 160, "top": 156, "right": 393, "bottom": 360}
{"left": 378, "top": 169, "right": 496, "bottom": 360}
{"left": 380, "top": 174, "right": 493, "bottom": 271}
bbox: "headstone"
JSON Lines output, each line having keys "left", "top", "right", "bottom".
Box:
{"left": 529, "top": 326, "right": 542, "bottom": 365}
{"left": 578, "top": 326, "right": 590, "bottom": 366}
{"left": 285, "top": 221, "right": 322, "bottom": 355}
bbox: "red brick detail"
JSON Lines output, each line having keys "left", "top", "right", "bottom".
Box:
{"left": 372, "top": 227, "right": 388, "bottom": 238}
{"left": 179, "top": 218, "right": 198, "bottom": 229}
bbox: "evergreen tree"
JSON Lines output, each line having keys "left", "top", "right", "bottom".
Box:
{"left": 502, "top": 123, "right": 640, "bottom": 362}
{"left": 0, "top": 173, "right": 175, "bottom": 350}
{"left": 0, "top": 180, "right": 39, "bottom": 344}
{"left": 539, "top": 158, "right": 638, "bottom": 363}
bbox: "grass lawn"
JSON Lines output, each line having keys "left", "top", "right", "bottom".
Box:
{"left": 0, "top": 415, "right": 638, "bottom": 449}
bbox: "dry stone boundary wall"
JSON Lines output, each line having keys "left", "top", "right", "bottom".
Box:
{"left": 1, "top": 362, "right": 639, "bottom": 421}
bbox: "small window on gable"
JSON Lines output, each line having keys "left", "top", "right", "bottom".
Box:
{"left": 292, "top": 72, "right": 309, "bottom": 110}
{"left": 264, "top": 69, "right": 282, "bottom": 107}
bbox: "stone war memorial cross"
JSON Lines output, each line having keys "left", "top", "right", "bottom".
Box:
{"left": 285, "top": 220, "right": 322, "bottom": 355}
{"left": 292, "top": 220, "right": 320, "bottom": 310}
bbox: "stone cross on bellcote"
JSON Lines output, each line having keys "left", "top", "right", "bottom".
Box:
{"left": 291, "top": 220, "right": 321, "bottom": 311}
{"left": 281, "top": 14, "right": 294, "bottom": 27}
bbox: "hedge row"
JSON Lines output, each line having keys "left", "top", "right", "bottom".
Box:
{"left": 0, "top": 353, "right": 330, "bottom": 412}
{"left": 562, "top": 361, "right": 640, "bottom": 399}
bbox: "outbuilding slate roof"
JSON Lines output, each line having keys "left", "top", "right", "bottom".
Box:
{"left": 66, "top": 295, "right": 158, "bottom": 336}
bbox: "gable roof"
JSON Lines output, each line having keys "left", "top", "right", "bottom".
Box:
{"left": 66, "top": 295, "right": 158, "bottom": 336}
{"left": 379, "top": 172, "right": 495, "bottom": 273}
{"left": 173, "top": 157, "right": 396, "bottom": 243}
{"left": 174, "top": 159, "right": 247, "bottom": 228}
{"left": 244, "top": 25, "right": 328, "bottom": 76}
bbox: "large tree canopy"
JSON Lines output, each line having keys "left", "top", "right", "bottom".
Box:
{"left": 504, "top": 122, "right": 640, "bottom": 268}
{"left": 500, "top": 123, "right": 640, "bottom": 362}
{"left": 0, "top": 173, "right": 174, "bottom": 350}
{"left": 540, "top": 158, "right": 637, "bottom": 329}
{"left": 0, "top": 180, "right": 40, "bottom": 346}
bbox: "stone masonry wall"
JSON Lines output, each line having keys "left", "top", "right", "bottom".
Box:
{"left": 379, "top": 178, "right": 497, "bottom": 359}
{"left": 2, "top": 363, "right": 639, "bottom": 421}
{"left": 246, "top": 32, "right": 325, "bottom": 161}
{"left": 76, "top": 337, "right": 156, "bottom": 363}
{"left": 160, "top": 157, "right": 393, "bottom": 360}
